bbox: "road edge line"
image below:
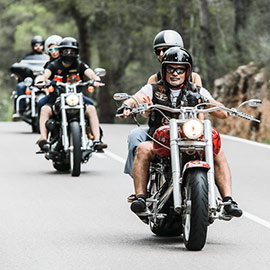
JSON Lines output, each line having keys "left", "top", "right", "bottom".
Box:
{"left": 104, "top": 150, "right": 126, "bottom": 164}
{"left": 243, "top": 211, "right": 270, "bottom": 229}
{"left": 221, "top": 134, "right": 270, "bottom": 150}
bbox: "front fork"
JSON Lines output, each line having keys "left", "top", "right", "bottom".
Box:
{"left": 204, "top": 120, "right": 217, "bottom": 212}
{"left": 169, "top": 119, "right": 217, "bottom": 214}
{"left": 170, "top": 119, "right": 182, "bottom": 214}
{"left": 61, "top": 93, "right": 87, "bottom": 151}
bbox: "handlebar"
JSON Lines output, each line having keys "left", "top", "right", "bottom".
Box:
{"left": 49, "top": 79, "right": 105, "bottom": 87}
{"left": 115, "top": 100, "right": 260, "bottom": 123}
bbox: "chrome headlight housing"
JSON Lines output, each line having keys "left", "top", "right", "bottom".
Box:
{"left": 182, "top": 118, "right": 204, "bottom": 139}
{"left": 66, "top": 94, "right": 79, "bottom": 106}
{"left": 24, "top": 77, "right": 33, "bottom": 87}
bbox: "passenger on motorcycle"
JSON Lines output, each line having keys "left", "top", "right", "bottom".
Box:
{"left": 36, "top": 35, "right": 63, "bottom": 113}
{"left": 125, "top": 30, "right": 204, "bottom": 180}
{"left": 13, "top": 35, "right": 49, "bottom": 120}
{"left": 37, "top": 37, "right": 107, "bottom": 151}
{"left": 44, "top": 35, "right": 63, "bottom": 67}
{"left": 119, "top": 46, "right": 242, "bottom": 218}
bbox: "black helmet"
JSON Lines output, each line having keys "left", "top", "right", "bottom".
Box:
{"left": 59, "top": 37, "right": 79, "bottom": 64}
{"left": 31, "top": 35, "right": 44, "bottom": 48}
{"left": 59, "top": 37, "right": 79, "bottom": 51}
{"left": 153, "top": 30, "right": 184, "bottom": 49}
{"left": 161, "top": 47, "right": 192, "bottom": 81}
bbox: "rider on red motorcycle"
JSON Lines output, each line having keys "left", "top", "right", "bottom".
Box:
{"left": 118, "top": 46, "right": 242, "bottom": 218}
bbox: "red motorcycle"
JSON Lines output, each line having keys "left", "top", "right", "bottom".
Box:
{"left": 115, "top": 93, "right": 261, "bottom": 250}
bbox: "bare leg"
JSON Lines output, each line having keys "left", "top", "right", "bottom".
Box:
{"left": 133, "top": 142, "right": 155, "bottom": 196}
{"left": 85, "top": 105, "right": 100, "bottom": 140}
{"left": 214, "top": 149, "right": 232, "bottom": 198}
{"left": 38, "top": 105, "right": 52, "bottom": 141}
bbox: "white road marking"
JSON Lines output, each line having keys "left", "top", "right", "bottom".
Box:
{"left": 244, "top": 211, "right": 270, "bottom": 229}
{"left": 105, "top": 138, "right": 270, "bottom": 230}
{"left": 104, "top": 150, "right": 125, "bottom": 164}
{"left": 221, "top": 134, "right": 270, "bottom": 150}
{"left": 92, "top": 152, "right": 106, "bottom": 159}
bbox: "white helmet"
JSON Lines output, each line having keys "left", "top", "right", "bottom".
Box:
{"left": 44, "top": 35, "right": 62, "bottom": 53}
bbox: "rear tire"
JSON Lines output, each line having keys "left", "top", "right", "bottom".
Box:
{"left": 31, "top": 117, "right": 39, "bottom": 133}
{"left": 53, "top": 162, "right": 70, "bottom": 172}
{"left": 150, "top": 217, "right": 182, "bottom": 237}
{"left": 69, "top": 121, "right": 81, "bottom": 177}
{"left": 149, "top": 172, "right": 182, "bottom": 237}
{"left": 182, "top": 169, "right": 208, "bottom": 251}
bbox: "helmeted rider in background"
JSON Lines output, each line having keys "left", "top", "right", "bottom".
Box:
{"left": 37, "top": 37, "right": 107, "bottom": 152}
{"left": 13, "top": 35, "right": 49, "bottom": 120}
{"left": 118, "top": 46, "right": 242, "bottom": 218}
{"left": 23, "top": 35, "right": 48, "bottom": 59}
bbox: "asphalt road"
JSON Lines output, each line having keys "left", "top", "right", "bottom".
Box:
{"left": 0, "top": 122, "right": 269, "bottom": 270}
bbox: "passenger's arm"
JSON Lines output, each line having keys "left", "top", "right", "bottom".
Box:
{"left": 43, "top": 69, "right": 52, "bottom": 80}
{"left": 191, "top": 72, "right": 202, "bottom": 87}
{"left": 208, "top": 99, "right": 228, "bottom": 119}
{"left": 147, "top": 74, "right": 158, "bottom": 84}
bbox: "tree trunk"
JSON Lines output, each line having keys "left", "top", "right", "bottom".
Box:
{"left": 233, "top": 0, "right": 251, "bottom": 55}
{"left": 71, "top": 8, "right": 91, "bottom": 65}
{"left": 199, "top": 0, "right": 216, "bottom": 88}
{"left": 98, "top": 73, "right": 114, "bottom": 123}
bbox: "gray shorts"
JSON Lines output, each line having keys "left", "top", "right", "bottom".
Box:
{"left": 124, "top": 127, "right": 149, "bottom": 178}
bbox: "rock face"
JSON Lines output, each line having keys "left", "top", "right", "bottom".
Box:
{"left": 210, "top": 62, "right": 270, "bottom": 143}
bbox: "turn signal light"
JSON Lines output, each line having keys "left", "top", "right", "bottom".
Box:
{"left": 25, "top": 89, "right": 31, "bottom": 95}
{"left": 48, "top": 86, "right": 54, "bottom": 93}
{"left": 88, "top": 86, "right": 94, "bottom": 93}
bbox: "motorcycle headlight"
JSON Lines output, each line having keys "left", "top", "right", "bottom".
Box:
{"left": 66, "top": 94, "right": 79, "bottom": 106}
{"left": 182, "top": 118, "right": 204, "bottom": 139}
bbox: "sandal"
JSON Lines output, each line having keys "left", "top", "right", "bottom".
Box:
{"left": 127, "top": 194, "right": 136, "bottom": 203}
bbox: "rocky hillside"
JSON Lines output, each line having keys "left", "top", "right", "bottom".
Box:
{"left": 210, "top": 62, "right": 270, "bottom": 144}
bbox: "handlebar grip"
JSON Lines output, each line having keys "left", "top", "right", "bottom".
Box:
{"left": 237, "top": 111, "right": 259, "bottom": 122}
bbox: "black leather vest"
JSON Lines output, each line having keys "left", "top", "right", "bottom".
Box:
{"left": 148, "top": 80, "right": 198, "bottom": 137}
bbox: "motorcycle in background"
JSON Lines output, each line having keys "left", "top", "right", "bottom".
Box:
{"left": 10, "top": 56, "right": 47, "bottom": 132}
{"left": 37, "top": 68, "right": 106, "bottom": 177}
{"left": 114, "top": 92, "right": 261, "bottom": 250}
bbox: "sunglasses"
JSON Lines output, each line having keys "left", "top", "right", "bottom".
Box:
{"left": 154, "top": 47, "right": 169, "bottom": 56}
{"left": 166, "top": 66, "right": 186, "bottom": 74}
{"left": 33, "top": 43, "right": 43, "bottom": 47}
{"left": 48, "top": 47, "right": 59, "bottom": 53}
{"left": 62, "top": 48, "right": 77, "bottom": 56}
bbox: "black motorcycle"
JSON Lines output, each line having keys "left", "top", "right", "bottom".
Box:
{"left": 38, "top": 68, "right": 106, "bottom": 177}
{"left": 10, "top": 56, "right": 47, "bottom": 132}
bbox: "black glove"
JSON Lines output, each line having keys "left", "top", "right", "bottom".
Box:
{"left": 186, "top": 90, "right": 209, "bottom": 107}
{"left": 116, "top": 104, "right": 132, "bottom": 115}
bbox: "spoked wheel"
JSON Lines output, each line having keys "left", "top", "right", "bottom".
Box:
{"left": 69, "top": 121, "right": 82, "bottom": 177}
{"left": 182, "top": 169, "right": 209, "bottom": 251}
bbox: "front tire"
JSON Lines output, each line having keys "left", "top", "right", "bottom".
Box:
{"left": 182, "top": 169, "right": 208, "bottom": 251}
{"left": 69, "top": 121, "right": 81, "bottom": 177}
